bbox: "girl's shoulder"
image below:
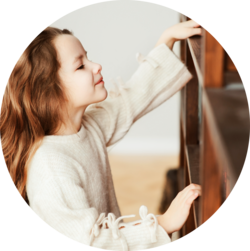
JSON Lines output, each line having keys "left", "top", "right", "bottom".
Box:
{"left": 27, "top": 139, "right": 83, "bottom": 184}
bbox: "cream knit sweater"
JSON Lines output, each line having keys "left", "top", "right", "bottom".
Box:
{"left": 26, "top": 43, "right": 193, "bottom": 250}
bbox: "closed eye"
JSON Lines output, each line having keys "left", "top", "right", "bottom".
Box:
{"left": 77, "top": 65, "right": 84, "bottom": 70}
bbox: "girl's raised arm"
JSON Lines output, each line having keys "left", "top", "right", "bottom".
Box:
{"left": 84, "top": 20, "right": 201, "bottom": 148}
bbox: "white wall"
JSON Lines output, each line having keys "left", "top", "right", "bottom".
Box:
{"left": 51, "top": 1, "right": 182, "bottom": 155}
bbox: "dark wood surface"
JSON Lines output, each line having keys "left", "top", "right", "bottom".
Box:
{"left": 184, "top": 43, "right": 199, "bottom": 145}
{"left": 185, "top": 145, "right": 200, "bottom": 227}
{"left": 187, "top": 35, "right": 203, "bottom": 86}
{"left": 200, "top": 111, "right": 222, "bottom": 223}
{"left": 224, "top": 71, "right": 242, "bottom": 86}
{"left": 225, "top": 51, "right": 237, "bottom": 72}
{"left": 204, "top": 88, "right": 250, "bottom": 188}
{"left": 187, "top": 27, "right": 244, "bottom": 87}
{"left": 183, "top": 17, "right": 240, "bottom": 89}
{"left": 180, "top": 13, "right": 201, "bottom": 232}
{"left": 202, "top": 31, "right": 225, "bottom": 88}
{"left": 178, "top": 11, "right": 249, "bottom": 234}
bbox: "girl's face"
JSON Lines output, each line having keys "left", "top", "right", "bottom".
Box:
{"left": 54, "top": 34, "right": 107, "bottom": 111}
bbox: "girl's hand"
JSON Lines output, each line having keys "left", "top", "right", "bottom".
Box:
{"left": 157, "top": 183, "right": 202, "bottom": 235}
{"left": 154, "top": 20, "right": 202, "bottom": 50}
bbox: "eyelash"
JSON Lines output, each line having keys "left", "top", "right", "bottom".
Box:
{"left": 77, "top": 65, "right": 85, "bottom": 70}
{"left": 77, "top": 57, "right": 92, "bottom": 70}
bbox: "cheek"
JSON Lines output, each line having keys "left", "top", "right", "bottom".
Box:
{"left": 75, "top": 76, "right": 90, "bottom": 90}
{"left": 69, "top": 73, "right": 94, "bottom": 105}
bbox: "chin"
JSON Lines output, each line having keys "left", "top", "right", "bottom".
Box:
{"left": 98, "top": 88, "right": 108, "bottom": 102}
{"left": 103, "top": 89, "right": 108, "bottom": 100}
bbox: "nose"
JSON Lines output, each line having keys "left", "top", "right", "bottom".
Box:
{"left": 93, "top": 62, "right": 102, "bottom": 74}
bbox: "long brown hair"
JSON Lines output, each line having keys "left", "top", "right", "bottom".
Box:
{"left": 0, "top": 26, "right": 73, "bottom": 203}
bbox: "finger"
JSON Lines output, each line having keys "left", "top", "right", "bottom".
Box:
{"left": 185, "top": 191, "right": 199, "bottom": 206}
{"left": 180, "top": 184, "right": 201, "bottom": 199}
{"left": 197, "top": 186, "right": 202, "bottom": 193}
{"left": 191, "top": 188, "right": 202, "bottom": 196}
{"left": 180, "top": 183, "right": 201, "bottom": 197}
{"left": 191, "top": 186, "right": 202, "bottom": 196}
{"left": 182, "top": 183, "right": 200, "bottom": 194}
{"left": 180, "top": 184, "right": 195, "bottom": 198}
{"left": 187, "top": 28, "right": 202, "bottom": 38}
{"left": 198, "top": 189, "right": 202, "bottom": 196}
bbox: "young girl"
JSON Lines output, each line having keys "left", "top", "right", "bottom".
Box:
{"left": 0, "top": 20, "right": 202, "bottom": 250}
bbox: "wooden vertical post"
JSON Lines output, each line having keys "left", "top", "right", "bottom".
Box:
{"left": 178, "top": 15, "right": 187, "bottom": 238}
{"left": 185, "top": 44, "right": 199, "bottom": 145}
{"left": 199, "top": 28, "right": 225, "bottom": 224}
{"left": 201, "top": 31, "right": 225, "bottom": 88}
{"left": 178, "top": 12, "right": 248, "bottom": 237}
{"left": 179, "top": 13, "right": 201, "bottom": 234}
{"left": 200, "top": 109, "right": 222, "bottom": 223}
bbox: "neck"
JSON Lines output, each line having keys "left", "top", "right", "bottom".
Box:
{"left": 54, "top": 123, "right": 81, "bottom": 136}
{"left": 55, "top": 106, "right": 87, "bottom": 136}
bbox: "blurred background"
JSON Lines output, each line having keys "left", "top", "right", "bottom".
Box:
{"left": 51, "top": 1, "right": 181, "bottom": 233}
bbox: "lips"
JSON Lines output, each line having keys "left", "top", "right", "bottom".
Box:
{"left": 95, "top": 77, "right": 103, "bottom": 85}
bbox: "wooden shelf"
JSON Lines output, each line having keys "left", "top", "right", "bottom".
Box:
{"left": 187, "top": 31, "right": 237, "bottom": 88}
{"left": 179, "top": 12, "right": 249, "bottom": 232}
{"left": 180, "top": 13, "right": 244, "bottom": 89}
{"left": 203, "top": 88, "right": 250, "bottom": 187}
{"left": 224, "top": 71, "right": 242, "bottom": 86}
{"left": 185, "top": 145, "right": 200, "bottom": 228}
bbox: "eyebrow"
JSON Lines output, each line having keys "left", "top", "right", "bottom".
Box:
{"left": 73, "top": 50, "right": 87, "bottom": 64}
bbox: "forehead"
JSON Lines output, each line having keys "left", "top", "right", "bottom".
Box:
{"left": 54, "top": 34, "right": 85, "bottom": 64}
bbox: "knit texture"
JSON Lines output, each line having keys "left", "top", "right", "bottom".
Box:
{"left": 26, "top": 43, "right": 193, "bottom": 250}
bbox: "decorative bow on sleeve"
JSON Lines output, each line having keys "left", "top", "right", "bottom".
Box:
{"left": 139, "top": 205, "right": 158, "bottom": 242}
{"left": 89, "top": 212, "right": 135, "bottom": 251}
{"left": 89, "top": 206, "right": 159, "bottom": 250}
{"left": 89, "top": 212, "right": 106, "bottom": 246}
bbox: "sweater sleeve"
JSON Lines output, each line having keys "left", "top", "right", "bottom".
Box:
{"left": 27, "top": 156, "right": 171, "bottom": 250}
{"left": 84, "top": 43, "right": 193, "bottom": 147}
